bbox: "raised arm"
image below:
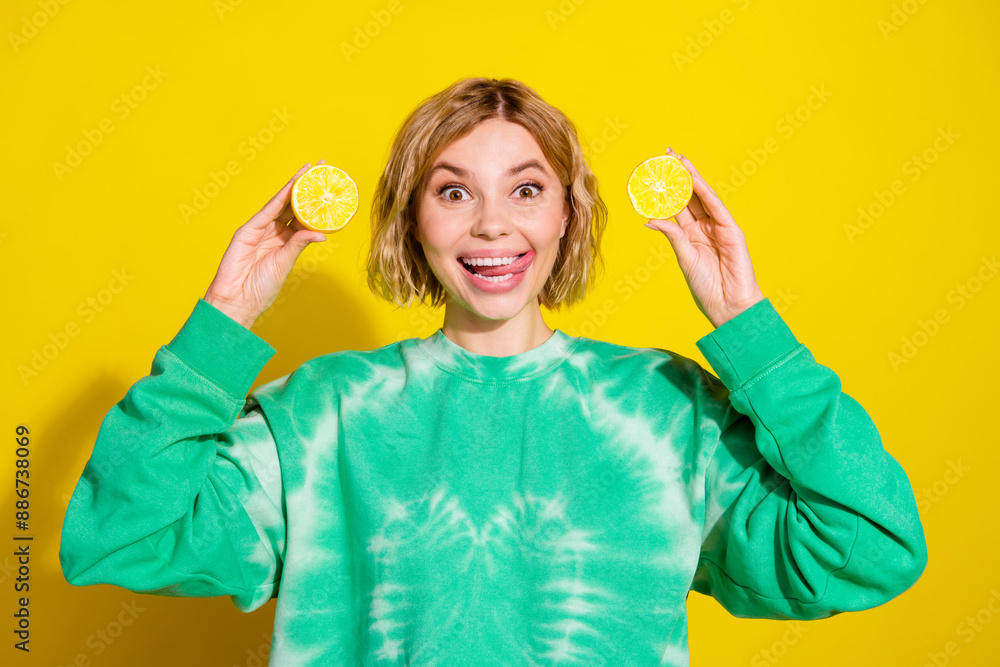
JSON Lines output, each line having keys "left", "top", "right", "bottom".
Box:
{"left": 61, "top": 161, "right": 328, "bottom": 612}
{"left": 688, "top": 298, "right": 927, "bottom": 618}
{"left": 59, "top": 298, "right": 286, "bottom": 612}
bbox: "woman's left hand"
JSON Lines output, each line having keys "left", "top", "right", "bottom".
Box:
{"left": 646, "top": 148, "right": 766, "bottom": 329}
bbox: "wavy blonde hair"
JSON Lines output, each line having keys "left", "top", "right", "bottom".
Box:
{"left": 366, "top": 76, "right": 608, "bottom": 311}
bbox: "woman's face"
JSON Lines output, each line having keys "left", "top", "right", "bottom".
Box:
{"left": 414, "top": 119, "right": 569, "bottom": 324}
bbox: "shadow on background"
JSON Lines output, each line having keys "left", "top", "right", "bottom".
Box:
{"left": 250, "top": 269, "right": 399, "bottom": 384}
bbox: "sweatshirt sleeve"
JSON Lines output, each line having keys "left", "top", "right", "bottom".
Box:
{"left": 688, "top": 297, "right": 928, "bottom": 619}
{"left": 59, "top": 298, "right": 286, "bottom": 613}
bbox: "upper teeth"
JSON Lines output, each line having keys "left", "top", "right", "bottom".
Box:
{"left": 462, "top": 255, "right": 520, "bottom": 266}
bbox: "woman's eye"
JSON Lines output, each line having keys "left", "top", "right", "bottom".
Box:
{"left": 516, "top": 183, "right": 543, "bottom": 198}
{"left": 440, "top": 186, "right": 467, "bottom": 201}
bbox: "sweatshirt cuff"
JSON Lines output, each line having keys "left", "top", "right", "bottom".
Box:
{"left": 164, "top": 298, "right": 277, "bottom": 399}
{"left": 695, "top": 297, "right": 802, "bottom": 391}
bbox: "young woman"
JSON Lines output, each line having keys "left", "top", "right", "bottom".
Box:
{"left": 60, "top": 77, "right": 927, "bottom": 665}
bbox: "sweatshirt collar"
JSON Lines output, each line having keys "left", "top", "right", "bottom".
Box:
{"left": 415, "top": 327, "right": 577, "bottom": 382}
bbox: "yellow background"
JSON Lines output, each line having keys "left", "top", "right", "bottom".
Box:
{"left": 2, "top": 0, "right": 998, "bottom": 664}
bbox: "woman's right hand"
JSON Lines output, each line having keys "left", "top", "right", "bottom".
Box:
{"left": 203, "top": 161, "right": 329, "bottom": 329}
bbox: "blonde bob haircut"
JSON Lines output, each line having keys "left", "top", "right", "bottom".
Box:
{"left": 366, "top": 76, "right": 608, "bottom": 311}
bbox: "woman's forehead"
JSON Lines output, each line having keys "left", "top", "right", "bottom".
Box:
{"left": 426, "top": 158, "right": 552, "bottom": 182}
{"left": 432, "top": 120, "right": 547, "bottom": 164}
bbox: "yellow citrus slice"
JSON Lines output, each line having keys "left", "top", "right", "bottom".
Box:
{"left": 627, "top": 154, "right": 693, "bottom": 220}
{"left": 291, "top": 164, "right": 359, "bottom": 233}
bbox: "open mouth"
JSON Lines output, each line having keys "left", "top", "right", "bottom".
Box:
{"left": 457, "top": 251, "right": 532, "bottom": 280}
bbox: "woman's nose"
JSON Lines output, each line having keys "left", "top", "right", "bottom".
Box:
{"left": 470, "top": 194, "right": 514, "bottom": 238}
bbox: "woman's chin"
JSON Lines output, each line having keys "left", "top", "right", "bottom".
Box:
{"left": 447, "top": 289, "right": 535, "bottom": 324}
{"left": 464, "top": 301, "right": 524, "bottom": 323}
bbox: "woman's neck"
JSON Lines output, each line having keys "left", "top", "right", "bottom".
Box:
{"left": 440, "top": 301, "right": 554, "bottom": 357}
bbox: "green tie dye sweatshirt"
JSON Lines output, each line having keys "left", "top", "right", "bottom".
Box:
{"left": 60, "top": 296, "right": 927, "bottom": 666}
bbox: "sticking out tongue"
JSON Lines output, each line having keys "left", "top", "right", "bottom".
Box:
{"left": 467, "top": 254, "right": 527, "bottom": 277}
{"left": 472, "top": 263, "right": 514, "bottom": 277}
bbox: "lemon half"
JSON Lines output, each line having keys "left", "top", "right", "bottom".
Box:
{"left": 627, "top": 154, "right": 693, "bottom": 220}
{"left": 291, "top": 164, "right": 359, "bottom": 233}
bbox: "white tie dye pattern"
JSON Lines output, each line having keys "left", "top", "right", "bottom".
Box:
{"left": 367, "top": 482, "right": 624, "bottom": 664}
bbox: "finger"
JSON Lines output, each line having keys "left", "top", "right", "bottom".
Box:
{"left": 668, "top": 147, "right": 718, "bottom": 200}
{"left": 659, "top": 148, "right": 698, "bottom": 226}
{"left": 685, "top": 190, "right": 710, "bottom": 222}
{"left": 646, "top": 217, "right": 694, "bottom": 267}
{"left": 250, "top": 162, "right": 312, "bottom": 227}
{"left": 670, "top": 203, "right": 695, "bottom": 227}
{"left": 665, "top": 191, "right": 705, "bottom": 226}
{"left": 275, "top": 200, "right": 296, "bottom": 226}
{"left": 674, "top": 153, "right": 735, "bottom": 224}
{"left": 668, "top": 149, "right": 716, "bottom": 198}
{"left": 278, "top": 229, "right": 327, "bottom": 266}
{"left": 663, "top": 148, "right": 694, "bottom": 225}
{"left": 280, "top": 206, "right": 317, "bottom": 236}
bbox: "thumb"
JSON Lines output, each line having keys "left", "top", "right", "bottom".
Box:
{"left": 281, "top": 229, "right": 327, "bottom": 260}
{"left": 647, "top": 219, "right": 687, "bottom": 255}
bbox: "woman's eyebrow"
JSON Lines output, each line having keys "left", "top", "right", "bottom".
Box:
{"left": 428, "top": 159, "right": 548, "bottom": 180}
